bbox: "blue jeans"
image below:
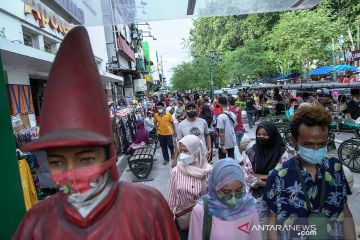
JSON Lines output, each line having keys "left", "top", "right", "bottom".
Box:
{"left": 235, "top": 130, "right": 245, "bottom": 145}
{"left": 247, "top": 110, "right": 257, "bottom": 129}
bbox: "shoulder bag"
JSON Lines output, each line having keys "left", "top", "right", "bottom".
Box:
{"left": 295, "top": 158, "right": 328, "bottom": 240}
{"left": 202, "top": 199, "right": 212, "bottom": 240}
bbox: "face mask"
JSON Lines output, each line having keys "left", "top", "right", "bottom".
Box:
{"left": 298, "top": 146, "right": 327, "bottom": 165}
{"left": 257, "top": 137, "right": 270, "bottom": 146}
{"left": 178, "top": 153, "right": 195, "bottom": 165}
{"left": 217, "top": 191, "right": 244, "bottom": 208}
{"left": 158, "top": 109, "right": 164, "bottom": 114}
{"left": 51, "top": 158, "right": 115, "bottom": 194}
{"left": 186, "top": 111, "right": 196, "bottom": 118}
{"left": 67, "top": 172, "right": 113, "bottom": 218}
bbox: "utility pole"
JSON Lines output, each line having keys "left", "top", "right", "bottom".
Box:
{"left": 160, "top": 55, "right": 164, "bottom": 88}
{"left": 156, "top": 50, "right": 164, "bottom": 88}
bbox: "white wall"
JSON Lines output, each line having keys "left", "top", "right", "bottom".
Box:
{"left": 0, "top": 0, "right": 25, "bottom": 20}
{"left": 5, "top": 70, "right": 30, "bottom": 85}
{"left": 87, "top": 26, "right": 108, "bottom": 73}
{"left": 0, "top": 11, "right": 23, "bottom": 43}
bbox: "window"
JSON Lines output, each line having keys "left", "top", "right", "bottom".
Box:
{"left": 44, "top": 42, "right": 52, "bottom": 53}
{"left": 23, "top": 33, "right": 33, "bottom": 47}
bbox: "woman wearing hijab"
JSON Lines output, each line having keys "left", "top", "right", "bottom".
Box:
{"left": 127, "top": 120, "right": 150, "bottom": 154}
{"left": 188, "top": 158, "right": 260, "bottom": 240}
{"left": 168, "top": 135, "right": 212, "bottom": 240}
{"left": 244, "top": 121, "right": 289, "bottom": 235}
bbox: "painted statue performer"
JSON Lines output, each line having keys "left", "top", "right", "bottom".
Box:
{"left": 13, "top": 26, "right": 178, "bottom": 240}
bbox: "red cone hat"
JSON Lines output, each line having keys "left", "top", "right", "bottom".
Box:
{"left": 22, "top": 26, "right": 113, "bottom": 152}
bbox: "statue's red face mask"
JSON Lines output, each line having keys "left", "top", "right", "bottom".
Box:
{"left": 51, "top": 158, "right": 115, "bottom": 194}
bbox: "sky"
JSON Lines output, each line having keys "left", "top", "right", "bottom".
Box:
{"left": 139, "top": 18, "right": 193, "bottom": 85}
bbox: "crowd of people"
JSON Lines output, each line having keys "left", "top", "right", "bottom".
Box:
{"left": 124, "top": 87, "right": 359, "bottom": 240}
{"left": 14, "top": 27, "right": 358, "bottom": 240}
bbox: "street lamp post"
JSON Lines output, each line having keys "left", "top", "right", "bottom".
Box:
{"left": 332, "top": 38, "right": 336, "bottom": 82}
{"left": 195, "top": 51, "right": 223, "bottom": 100}
{"left": 331, "top": 35, "right": 345, "bottom": 82}
{"left": 209, "top": 50, "right": 215, "bottom": 100}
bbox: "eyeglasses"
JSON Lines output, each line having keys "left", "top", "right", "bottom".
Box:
{"left": 218, "top": 190, "right": 244, "bottom": 201}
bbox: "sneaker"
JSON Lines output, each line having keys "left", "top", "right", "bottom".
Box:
{"left": 163, "top": 161, "right": 169, "bottom": 165}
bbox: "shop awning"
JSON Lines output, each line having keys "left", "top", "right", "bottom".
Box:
{"left": 262, "top": 72, "right": 300, "bottom": 83}
{"left": 100, "top": 72, "right": 124, "bottom": 84}
{"left": 308, "top": 65, "right": 358, "bottom": 76}
{"left": 100, "top": 0, "right": 322, "bottom": 25}
{"left": 19, "top": 0, "right": 322, "bottom": 26}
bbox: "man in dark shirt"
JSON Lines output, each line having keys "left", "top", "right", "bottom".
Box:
{"left": 347, "top": 88, "right": 360, "bottom": 122}
{"left": 246, "top": 94, "right": 257, "bottom": 129}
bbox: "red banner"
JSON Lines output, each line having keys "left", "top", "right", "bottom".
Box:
{"left": 118, "top": 37, "right": 135, "bottom": 61}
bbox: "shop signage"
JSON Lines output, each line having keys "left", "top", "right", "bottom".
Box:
{"left": 352, "top": 50, "right": 360, "bottom": 61}
{"left": 24, "top": 0, "right": 72, "bottom": 35}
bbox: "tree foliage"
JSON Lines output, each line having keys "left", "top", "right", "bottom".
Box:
{"left": 170, "top": 0, "right": 360, "bottom": 91}
{"left": 170, "top": 57, "right": 224, "bottom": 91}
{"left": 265, "top": 8, "right": 341, "bottom": 73}
{"left": 222, "top": 39, "right": 278, "bottom": 83}
{"left": 189, "top": 13, "right": 280, "bottom": 55}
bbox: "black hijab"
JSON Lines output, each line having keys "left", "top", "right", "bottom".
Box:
{"left": 252, "top": 121, "right": 286, "bottom": 174}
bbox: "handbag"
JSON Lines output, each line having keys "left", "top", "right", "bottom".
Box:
{"left": 175, "top": 179, "right": 207, "bottom": 230}
{"left": 295, "top": 158, "right": 328, "bottom": 240}
{"left": 175, "top": 202, "right": 196, "bottom": 230}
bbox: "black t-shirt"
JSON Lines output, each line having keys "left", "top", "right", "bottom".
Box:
{"left": 246, "top": 98, "right": 256, "bottom": 111}
{"left": 347, "top": 100, "right": 360, "bottom": 120}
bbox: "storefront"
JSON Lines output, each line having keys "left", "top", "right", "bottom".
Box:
{"left": 0, "top": 1, "right": 123, "bottom": 237}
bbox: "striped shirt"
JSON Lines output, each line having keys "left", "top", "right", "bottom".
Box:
{"left": 167, "top": 167, "right": 209, "bottom": 215}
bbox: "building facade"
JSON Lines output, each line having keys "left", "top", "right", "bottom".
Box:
{"left": 0, "top": 0, "right": 123, "bottom": 128}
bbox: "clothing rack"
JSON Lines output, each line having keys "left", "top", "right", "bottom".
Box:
{"left": 112, "top": 108, "right": 137, "bottom": 155}
{"left": 14, "top": 126, "right": 39, "bottom": 148}
{"left": 16, "top": 151, "right": 50, "bottom": 200}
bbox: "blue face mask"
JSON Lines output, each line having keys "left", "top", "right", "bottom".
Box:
{"left": 298, "top": 146, "right": 327, "bottom": 165}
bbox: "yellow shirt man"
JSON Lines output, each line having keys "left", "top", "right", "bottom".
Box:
{"left": 154, "top": 112, "right": 174, "bottom": 135}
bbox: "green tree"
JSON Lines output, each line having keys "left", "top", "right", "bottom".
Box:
{"left": 265, "top": 9, "right": 341, "bottom": 74}
{"left": 189, "top": 13, "right": 280, "bottom": 56}
{"left": 171, "top": 57, "right": 226, "bottom": 91}
{"left": 221, "top": 39, "right": 278, "bottom": 84}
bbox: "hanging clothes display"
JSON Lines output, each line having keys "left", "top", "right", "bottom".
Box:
{"left": 111, "top": 108, "right": 137, "bottom": 154}
{"left": 14, "top": 127, "right": 39, "bottom": 148}
{"left": 18, "top": 159, "right": 38, "bottom": 210}
{"left": 17, "top": 152, "right": 54, "bottom": 201}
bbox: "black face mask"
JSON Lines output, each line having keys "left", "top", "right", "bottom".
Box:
{"left": 257, "top": 137, "right": 270, "bottom": 146}
{"left": 186, "top": 111, "right": 196, "bottom": 118}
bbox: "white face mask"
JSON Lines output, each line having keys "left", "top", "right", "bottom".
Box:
{"left": 158, "top": 109, "right": 164, "bottom": 114}
{"left": 179, "top": 153, "right": 195, "bottom": 165}
{"left": 67, "top": 172, "right": 113, "bottom": 218}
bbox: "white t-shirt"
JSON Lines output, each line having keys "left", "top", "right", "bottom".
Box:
{"left": 217, "top": 111, "right": 237, "bottom": 149}
{"left": 177, "top": 117, "right": 209, "bottom": 146}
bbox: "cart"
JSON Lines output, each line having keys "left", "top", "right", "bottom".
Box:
{"left": 338, "top": 138, "right": 360, "bottom": 172}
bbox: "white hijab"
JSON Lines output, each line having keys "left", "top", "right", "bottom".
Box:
{"left": 177, "top": 135, "right": 212, "bottom": 178}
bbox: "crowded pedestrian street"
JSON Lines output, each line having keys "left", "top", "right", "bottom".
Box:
{"left": 1, "top": 0, "right": 360, "bottom": 240}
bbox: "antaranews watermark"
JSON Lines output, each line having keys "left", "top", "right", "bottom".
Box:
{"left": 238, "top": 223, "right": 317, "bottom": 237}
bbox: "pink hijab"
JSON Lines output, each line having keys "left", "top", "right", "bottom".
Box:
{"left": 177, "top": 135, "right": 212, "bottom": 178}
